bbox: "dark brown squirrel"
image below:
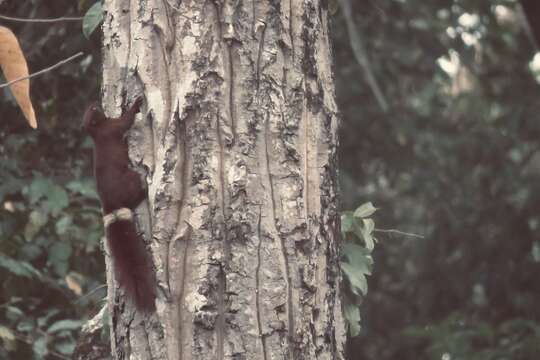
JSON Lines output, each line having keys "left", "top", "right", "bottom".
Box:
{"left": 83, "top": 97, "right": 156, "bottom": 313}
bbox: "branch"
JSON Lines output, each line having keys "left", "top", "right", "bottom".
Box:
{"left": 374, "top": 228, "right": 425, "bottom": 239}
{"left": 338, "top": 0, "right": 389, "bottom": 113}
{"left": 76, "top": 284, "right": 107, "bottom": 303}
{"left": 519, "top": 0, "right": 540, "bottom": 48}
{"left": 0, "top": 14, "right": 83, "bottom": 23}
{"left": 0, "top": 52, "right": 84, "bottom": 89}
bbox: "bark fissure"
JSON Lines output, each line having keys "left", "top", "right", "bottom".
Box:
{"left": 174, "top": 228, "right": 191, "bottom": 360}
{"left": 212, "top": 0, "right": 236, "bottom": 145}
{"left": 125, "top": 314, "right": 135, "bottom": 359}
{"left": 151, "top": 55, "right": 193, "bottom": 359}
{"left": 226, "top": 44, "right": 236, "bottom": 144}
{"left": 124, "top": 0, "right": 132, "bottom": 92}
{"left": 251, "top": 0, "right": 256, "bottom": 36}
{"left": 138, "top": 322, "right": 154, "bottom": 359}
{"left": 262, "top": 110, "right": 295, "bottom": 358}
{"left": 255, "top": 207, "right": 268, "bottom": 360}
{"left": 152, "top": 25, "right": 173, "bottom": 134}
{"left": 216, "top": 267, "right": 226, "bottom": 360}
{"left": 215, "top": 112, "right": 228, "bottom": 360}
{"left": 289, "top": 0, "right": 295, "bottom": 61}
{"left": 302, "top": 85, "right": 310, "bottom": 223}
{"left": 173, "top": 111, "right": 192, "bottom": 360}
{"left": 256, "top": 22, "right": 267, "bottom": 90}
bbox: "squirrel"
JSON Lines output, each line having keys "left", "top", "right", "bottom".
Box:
{"left": 83, "top": 97, "right": 156, "bottom": 313}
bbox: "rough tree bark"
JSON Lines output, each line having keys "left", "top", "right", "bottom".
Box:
{"left": 100, "top": 0, "right": 344, "bottom": 358}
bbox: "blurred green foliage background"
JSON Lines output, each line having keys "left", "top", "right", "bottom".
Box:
{"left": 0, "top": 1, "right": 103, "bottom": 358}
{"left": 335, "top": 0, "right": 540, "bottom": 359}
{"left": 1, "top": 0, "right": 540, "bottom": 359}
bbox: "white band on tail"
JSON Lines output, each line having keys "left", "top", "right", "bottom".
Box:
{"left": 103, "top": 208, "right": 133, "bottom": 227}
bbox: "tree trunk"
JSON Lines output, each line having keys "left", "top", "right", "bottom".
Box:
{"left": 101, "top": 0, "right": 344, "bottom": 359}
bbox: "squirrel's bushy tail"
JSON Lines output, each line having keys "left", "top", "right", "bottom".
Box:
{"left": 106, "top": 220, "right": 156, "bottom": 313}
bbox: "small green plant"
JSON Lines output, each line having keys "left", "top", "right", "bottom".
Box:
{"left": 340, "top": 202, "right": 377, "bottom": 337}
{"left": 82, "top": 2, "right": 103, "bottom": 39}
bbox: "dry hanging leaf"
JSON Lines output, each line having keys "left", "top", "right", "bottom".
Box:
{"left": 65, "top": 273, "right": 83, "bottom": 296}
{"left": 0, "top": 26, "right": 37, "bottom": 128}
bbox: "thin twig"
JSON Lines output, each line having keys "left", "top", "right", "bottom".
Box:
{"left": 0, "top": 14, "right": 83, "bottom": 23}
{"left": 339, "top": 0, "right": 389, "bottom": 113}
{"left": 517, "top": 2, "right": 539, "bottom": 49}
{"left": 375, "top": 228, "right": 425, "bottom": 239}
{"left": 77, "top": 284, "right": 107, "bottom": 303}
{"left": 0, "top": 52, "right": 84, "bottom": 89}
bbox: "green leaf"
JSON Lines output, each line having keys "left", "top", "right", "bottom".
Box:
{"left": 363, "top": 218, "right": 375, "bottom": 234}
{"left": 33, "top": 336, "right": 48, "bottom": 358}
{"left": 55, "top": 215, "right": 73, "bottom": 235}
{"left": 54, "top": 340, "right": 76, "bottom": 355}
{"left": 47, "top": 319, "right": 82, "bottom": 334}
{"left": 24, "top": 210, "right": 48, "bottom": 240}
{"left": 351, "top": 219, "right": 376, "bottom": 251}
{"left": 45, "top": 185, "right": 69, "bottom": 216}
{"left": 341, "top": 262, "right": 368, "bottom": 296}
{"left": 83, "top": 2, "right": 103, "bottom": 38}
{"left": 341, "top": 212, "right": 354, "bottom": 234}
{"left": 48, "top": 242, "right": 72, "bottom": 262}
{"left": 532, "top": 241, "right": 540, "bottom": 262}
{"left": 353, "top": 202, "right": 377, "bottom": 218}
{"left": 27, "top": 177, "right": 54, "bottom": 203}
{"left": 38, "top": 309, "right": 61, "bottom": 328}
{"left": 344, "top": 302, "right": 361, "bottom": 337}
{"left": 6, "top": 306, "right": 24, "bottom": 320}
{"left": 0, "top": 177, "right": 23, "bottom": 199}
{"left": 362, "top": 218, "right": 375, "bottom": 251}
{"left": 343, "top": 242, "right": 371, "bottom": 259}
{"left": 0, "top": 254, "right": 41, "bottom": 279}
{"left": 66, "top": 178, "right": 99, "bottom": 199}
{"left": 342, "top": 243, "right": 373, "bottom": 275}
{"left": 20, "top": 243, "right": 42, "bottom": 261}
{"left": 48, "top": 242, "right": 72, "bottom": 276}
{"left": 17, "top": 319, "right": 34, "bottom": 332}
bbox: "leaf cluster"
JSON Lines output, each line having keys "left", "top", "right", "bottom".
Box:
{"left": 341, "top": 202, "right": 377, "bottom": 336}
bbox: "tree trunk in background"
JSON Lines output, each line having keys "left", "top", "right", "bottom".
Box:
{"left": 101, "top": 0, "right": 344, "bottom": 358}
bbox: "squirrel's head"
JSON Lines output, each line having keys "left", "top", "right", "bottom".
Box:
{"left": 83, "top": 103, "right": 106, "bottom": 137}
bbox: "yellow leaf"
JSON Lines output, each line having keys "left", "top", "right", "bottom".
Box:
{"left": 0, "top": 325, "right": 17, "bottom": 351}
{"left": 0, "top": 26, "right": 37, "bottom": 128}
{"left": 66, "top": 273, "right": 83, "bottom": 296}
{"left": 0, "top": 325, "right": 15, "bottom": 341}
